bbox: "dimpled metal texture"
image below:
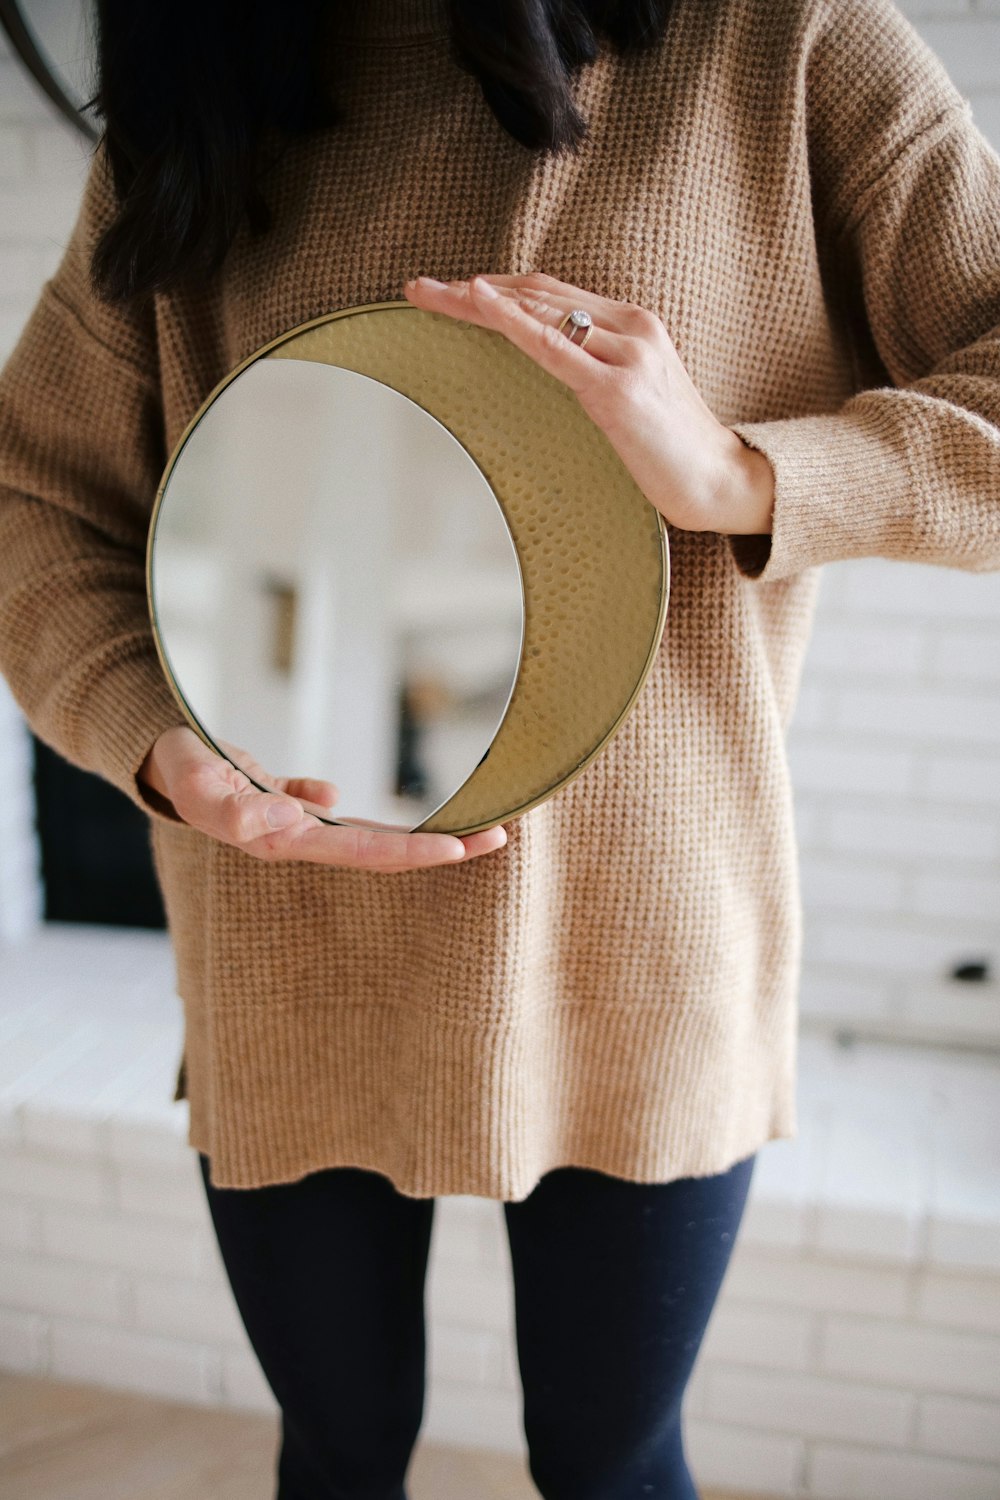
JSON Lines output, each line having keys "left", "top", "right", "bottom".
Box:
{"left": 268, "top": 302, "right": 669, "bottom": 835}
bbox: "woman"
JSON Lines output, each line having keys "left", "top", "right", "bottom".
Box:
{"left": 1, "top": 0, "right": 998, "bottom": 1495}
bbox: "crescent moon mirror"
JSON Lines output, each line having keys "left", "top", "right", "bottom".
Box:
{"left": 147, "top": 302, "right": 670, "bottom": 837}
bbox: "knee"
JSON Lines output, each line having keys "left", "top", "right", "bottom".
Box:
{"left": 522, "top": 1401, "right": 690, "bottom": 1500}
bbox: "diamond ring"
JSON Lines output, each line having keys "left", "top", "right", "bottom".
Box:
{"left": 557, "top": 308, "right": 594, "bottom": 350}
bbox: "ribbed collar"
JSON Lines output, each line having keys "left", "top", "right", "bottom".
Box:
{"left": 327, "top": 0, "right": 450, "bottom": 43}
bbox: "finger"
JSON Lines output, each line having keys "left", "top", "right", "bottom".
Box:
{"left": 484, "top": 286, "right": 622, "bottom": 361}
{"left": 184, "top": 763, "right": 490, "bottom": 867}
{"left": 186, "top": 774, "right": 311, "bottom": 845}
{"left": 212, "top": 763, "right": 332, "bottom": 821}
{"left": 240, "top": 816, "right": 475, "bottom": 869}
{"left": 463, "top": 275, "right": 632, "bottom": 333}
{"left": 483, "top": 286, "right": 671, "bottom": 375}
{"left": 214, "top": 741, "right": 280, "bottom": 790}
{"left": 228, "top": 777, "right": 333, "bottom": 823}
{"left": 407, "top": 275, "right": 605, "bottom": 394}
{"left": 451, "top": 826, "right": 508, "bottom": 857}
{"left": 311, "top": 814, "right": 508, "bottom": 857}
{"left": 279, "top": 776, "right": 339, "bottom": 806}
{"left": 345, "top": 824, "right": 509, "bottom": 874}
{"left": 417, "top": 275, "right": 666, "bottom": 365}
{"left": 285, "top": 791, "right": 342, "bottom": 820}
{"left": 421, "top": 271, "right": 623, "bottom": 321}
{"left": 284, "top": 785, "right": 340, "bottom": 820}
{"left": 211, "top": 744, "right": 338, "bottom": 816}
{"left": 364, "top": 828, "right": 509, "bottom": 876}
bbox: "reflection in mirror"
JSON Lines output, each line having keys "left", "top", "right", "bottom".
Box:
{"left": 149, "top": 358, "right": 525, "bottom": 832}
{"left": 0, "top": 0, "right": 98, "bottom": 138}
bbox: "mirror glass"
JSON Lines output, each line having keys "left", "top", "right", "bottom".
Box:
{"left": 149, "top": 357, "right": 525, "bottom": 832}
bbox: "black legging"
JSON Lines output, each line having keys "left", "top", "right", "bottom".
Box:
{"left": 197, "top": 1148, "right": 756, "bottom": 1500}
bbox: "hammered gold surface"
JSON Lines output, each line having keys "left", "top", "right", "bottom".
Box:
{"left": 267, "top": 303, "right": 668, "bottom": 834}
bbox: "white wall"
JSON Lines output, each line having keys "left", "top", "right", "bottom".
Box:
{"left": 0, "top": 23, "right": 90, "bottom": 940}
{"left": 1, "top": 6, "right": 999, "bottom": 1044}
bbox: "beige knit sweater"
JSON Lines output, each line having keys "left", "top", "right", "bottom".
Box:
{"left": 1, "top": 0, "right": 998, "bottom": 1195}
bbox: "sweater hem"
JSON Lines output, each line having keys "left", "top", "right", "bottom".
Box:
{"left": 178, "top": 992, "right": 798, "bottom": 1200}
{"left": 187, "top": 1119, "right": 794, "bottom": 1202}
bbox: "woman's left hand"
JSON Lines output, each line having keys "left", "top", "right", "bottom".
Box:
{"left": 401, "top": 271, "right": 775, "bottom": 537}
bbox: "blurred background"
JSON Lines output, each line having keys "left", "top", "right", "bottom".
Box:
{"left": 0, "top": 3, "right": 998, "bottom": 1498}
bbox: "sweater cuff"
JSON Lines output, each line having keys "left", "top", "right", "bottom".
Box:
{"left": 725, "top": 406, "right": 919, "bottom": 582}
{"left": 75, "top": 639, "right": 189, "bottom": 826}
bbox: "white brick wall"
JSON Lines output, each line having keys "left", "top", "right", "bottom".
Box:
{"left": 0, "top": 677, "right": 42, "bottom": 941}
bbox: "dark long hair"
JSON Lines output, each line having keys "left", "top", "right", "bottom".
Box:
{"left": 89, "top": 0, "right": 674, "bottom": 306}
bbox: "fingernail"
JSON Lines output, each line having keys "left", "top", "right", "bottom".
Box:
{"left": 473, "top": 277, "right": 498, "bottom": 297}
{"left": 267, "top": 801, "right": 299, "bottom": 829}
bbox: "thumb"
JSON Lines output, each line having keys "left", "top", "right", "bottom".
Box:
{"left": 187, "top": 754, "right": 307, "bottom": 842}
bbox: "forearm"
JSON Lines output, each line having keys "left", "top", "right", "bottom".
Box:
{"left": 0, "top": 488, "right": 187, "bottom": 821}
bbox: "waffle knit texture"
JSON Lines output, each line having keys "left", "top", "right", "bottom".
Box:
{"left": 1, "top": 0, "right": 999, "bottom": 1195}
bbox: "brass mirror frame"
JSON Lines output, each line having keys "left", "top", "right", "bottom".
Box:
{"left": 147, "top": 301, "right": 670, "bottom": 837}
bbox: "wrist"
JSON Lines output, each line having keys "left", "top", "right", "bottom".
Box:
{"left": 136, "top": 728, "right": 190, "bottom": 822}
{"left": 711, "top": 428, "right": 776, "bottom": 536}
{"left": 138, "top": 743, "right": 170, "bottom": 799}
{"left": 138, "top": 725, "right": 188, "bottom": 798}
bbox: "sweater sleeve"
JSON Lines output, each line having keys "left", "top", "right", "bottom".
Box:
{"left": 0, "top": 146, "right": 187, "bottom": 823}
{"left": 727, "top": 0, "right": 1000, "bottom": 583}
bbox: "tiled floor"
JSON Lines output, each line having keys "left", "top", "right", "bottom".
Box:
{"left": 0, "top": 1373, "right": 758, "bottom": 1500}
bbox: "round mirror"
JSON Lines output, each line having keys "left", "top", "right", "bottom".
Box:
{"left": 148, "top": 302, "right": 670, "bottom": 837}
{"left": 149, "top": 356, "right": 525, "bottom": 834}
{"left": 0, "top": 0, "right": 98, "bottom": 139}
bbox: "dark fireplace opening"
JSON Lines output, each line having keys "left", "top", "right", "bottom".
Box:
{"left": 32, "top": 734, "right": 167, "bottom": 929}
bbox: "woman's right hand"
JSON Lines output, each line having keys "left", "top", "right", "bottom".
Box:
{"left": 137, "top": 725, "right": 508, "bottom": 872}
